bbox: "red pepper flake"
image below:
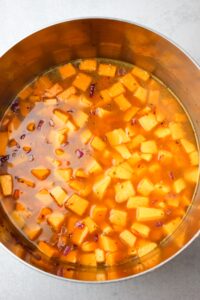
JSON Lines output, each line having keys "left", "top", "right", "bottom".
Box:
{"left": 56, "top": 266, "right": 63, "bottom": 277}
{"left": 165, "top": 208, "right": 172, "bottom": 216}
{"left": 49, "top": 119, "right": 55, "bottom": 127}
{"left": 155, "top": 221, "right": 163, "bottom": 227}
{"left": 75, "top": 149, "right": 84, "bottom": 159}
{"left": 66, "top": 161, "right": 70, "bottom": 166}
{"left": 89, "top": 109, "right": 96, "bottom": 116}
{"left": 89, "top": 83, "right": 96, "bottom": 97}
{"left": 67, "top": 109, "right": 74, "bottom": 113}
{"left": 11, "top": 99, "right": 20, "bottom": 113}
{"left": 150, "top": 199, "right": 157, "bottom": 205}
{"left": 13, "top": 189, "right": 20, "bottom": 200}
{"left": 131, "top": 118, "right": 137, "bottom": 125}
{"left": 117, "top": 67, "right": 127, "bottom": 76}
{"left": 20, "top": 134, "right": 26, "bottom": 140}
{"left": 63, "top": 245, "right": 71, "bottom": 256}
{"left": 37, "top": 120, "right": 44, "bottom": 130}
{"left": 0, "top": 155, "right": 10, "bottom": 165}
{"left": 93, "top": 234, "right": 99, "bottom": 242}
{"left": 169, "top": 171, "right": 175, "bottom": 180}
{"left": 75, "top": 221, "right": 85, "bottom": 229}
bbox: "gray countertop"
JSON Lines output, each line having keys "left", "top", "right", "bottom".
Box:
{"left": 0, "top": 0, "right": 200, "bottom": 299}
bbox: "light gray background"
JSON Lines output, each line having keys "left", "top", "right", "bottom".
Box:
{"left": 0, "top": 0, "right": 200, "bottom": 299}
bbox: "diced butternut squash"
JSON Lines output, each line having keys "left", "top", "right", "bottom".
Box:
{"left": 35, "top": 189, "right": 53, "bottom": 205}
{"left": 109, "top": 209, "right": 127, "bottom": 227}
{"left": 55, "top": 168, "right": 72, "bottom": 182}
{"left": 81, "top": 241, "right": 97, "bottom": 252}
{"left": 71, "top": 226, "right": 88, "bottom": 245}
{"left": 127, "top": 196, "right": 149, "bottom": 208}
{"left": 86, "top": 158, "right": 102, "bottom": 174}
{"left": 90, "top": 205, "right": 107, "bottom": 223}
{"left": 59, "top": 63, "right": 76, "bottom": 79}
{"left": 79, "top": 59, "right": 97, "bottom": 71}
{"left": 123, "top": 106, "right": 140, "bottom": 122}
{"left": 189, "top": 151, "right": 199, "bottom": 166}
{"left": 140, "top": 153, "right": 152, "bottom": 162}
{"left": 93, "top": 176, "right": 111, "bottom": 199}
{"left": 154, "top": 182, "right": 170, "bottom": 194}
{"left": 95, "top": 248, "right": 105, "bottom": 263}
{"left": 79, "top": 253, "right": 96, "bottom": 267}
{"left": 50, "top": 186, "right": 68, "bottom": 206}
{"left": 114, "top": 144, "right": 131, "bottom": 159}
{"left": 128, "top": 135, "right": 146, "bottom": 149}
{"left": 0, "top": 132, "right": 8, "bottom": 155}
{"left": 80, "top": 129, "right": 92, "bottom": 144}
{"left": 108, "top": 82, "right": 125, "bottom": 97}
{"left": 68, "top": 180, "right": 91, "bottom": 197}
{"left": 173, "top": 178, "right": 186, "bottom": 193}
{"left": 137, "top": 242, "right": 157, "bottom": 257}
{"left": 91, "top": 136, "right": 106, "bottom": 151}
{"left": 31, "top": 168, "right": 50, "bottom": 180}
{"left": 44, "top": 98, "right": 58, "bottom": 105}
{"left": 106, "top": 128, "right": 130, "bottom": 146}
{"left": 37, "top": 207, "right": 52, "bottom": 223}
{"left": 115, "top": 181, "right": 135, "bottom": 203}
{"left": 60, "top": 250, "right": 77, "bottom": 264}
{"left": 132, "top": 66, "right": 150, "bottom": 81}
{"left": 131, "top": 222, "right": 150, "bottom": 238}
{"left": 137, "top": 178, "right": 154, "bottom": 196}
{"left": 45, "top": 83, "right": 63, "bottom": 98}
{"left": 101, "top": 223, "right": 114, "bottom": 235}
{"left": 65, "top": 194, "right": 89, "bottom": 216}
{"left": 120, "top": 230, "right": 136, "bottom": 247}
{"left": 24, "top": 224, "right": 42, "bottom": 240}
{"left": 114, "top": 94, "right": 131, "bottom": 111}
{"left": 99, "top": 235, "right": 118, "bottom": 252}
{"left": 83, "top": 217, "right": 98, "bottom": 233}
{"left": 75, "top": 168, "right": 88, "bottom": 178}
{"left": 141, "top": 140, "right": 157, "bottom": 154}
{"left": 11, "top": 211, "right": 25, "bottom": 228}
{"left": 148, "top": 90, "right": 160, "bottom": 104}
{"left": 108, "top": 162, "right": 133, "bottom": 180}
{"left": 96, "top": 107, "right": 111, "bottom": 118}
{"left": 154, "top": 127, "right": 170, "bottom": 138}
{"left": 120, "top": 73, "right": 139, "bottom": 92}
{"left": 53, "top": 109, "right": 69, "bottom": 124}
{"left": 139, "top": 113, "right": 158, "bottom": 131}
{"left": 105, "top": 252, "right": 125, "bottom": 266}
{"left": 73, "top": 111, "right": 88, "bottom": 128}
{"left": 128, "top": 152, "right": 142, "bottom": 166}
{"left": 72, "top": 73, "right": 92, "bottom": 91}
{"left": 134, "top": 86, "right": 147, "bottom": 103}
{"left": 98, "top": 64, "right": 116, "bottom": 77}
{"left": 57, "top": 86, "right": 77, "bottom": 101}
{"left": 184, "top": 167, "right": 199, "bottom": 183}
{"left": 38, "top": 241, "right": 58, "bottom": 258}
{"left": 180, "top": 139, "right": 196, "bottom": 153}
{"left": 136, "top": 207, "right": 164, "bottom": 221}
{"left": 0, "top": 174, "right": 13, "bottom": 196}
{"left": 80, "top": 95, "right": 92, "bottom": 107}
{"left": 47, "top": 212, "right": 65, "bottom": 231}
{"left": 169, "top": 122, "right": 185, "bottom": 140}
{"left": 163, "top": 218, "right": 181, "bottom": 235}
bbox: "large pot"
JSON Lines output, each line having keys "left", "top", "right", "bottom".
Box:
{"left": 0, "top": 18, "right": 199, "bottom": 282}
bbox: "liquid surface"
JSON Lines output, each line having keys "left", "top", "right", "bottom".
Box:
{"left": 0, "top": 59, "right": 199, "bottom": 267}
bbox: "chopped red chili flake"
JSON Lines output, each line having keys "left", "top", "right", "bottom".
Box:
{"left": 37, "top": 120, "right": 44, "bottom": 130}
{"left": 20, "top": 134, "right": 26, "bottom": 140}
{"left": 155, "top": 221, "right": 163, "bottom": 227}
{"left": 11, "top": 99, "right": 20, "bottom": 113}
{"left": 131, "top": 118, "right": 137, "bottom": 125}
{"left": 169, "top": 171, "right": 175, "bottom": 180}
{"left": 49, "top": 119, "right": 55, "bottom": 127}
{"left": 93, "top": 234, "right": 99, "bottom": 242}
{"left": 89, "top": 83, "right": 96, "bottom": 97}
{"left": 63, "top": 245, "right": 72, "bottom": 256}
{"left": 13, "top": 189, "right": 20, "bottom": 200}
{"left": 117, "top": 67, "right": 127, "bottom": 76}
{"left": 56, "top": 266, "right": 63, "bottom": 277}
{"left": 0, "top": 155, "right": 10, "bottom": 165}
{"left": 165, "top": 208, "right": 172, "bottom": 216}
{"left": 75, "top": 149, "right": 84, "bottom": 159}
{"left": 75, "top": 221, "right": 85, "bottom": 229}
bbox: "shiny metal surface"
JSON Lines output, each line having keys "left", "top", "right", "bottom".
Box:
{"left": 0, "top": 18, "right": 199, "bottom": 282}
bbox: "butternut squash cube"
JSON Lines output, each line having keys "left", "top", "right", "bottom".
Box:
{"left": 184, "top": 167, "right": 198, "bottom": 183}
{"left": 154, "top": 127, "right": 170, "bottom": 138}
{"left": 173, "top": 178, "right": 186, "bottom": 193}
{"left": 148, "top": 90, "right": 160, "bottom": 104}
{"left": 101, "top": 223, "right": 114, "bottom": 235}
{"left": 57, "top": 86, "right": 76, "bottom": 101}
{"left": 35, "top": 189, "right": 53, "bottom": 205}
{"left": 109, "top": 209, "right": 127, "bottom": 227}
{"left": 67, "top": 215, "right": 79, "bottom": 232}
{"left": 136, "top": 207, "right": 164, "bottom": 221}
{"left": 81, "top": 241, "right": 97, "bottom": 252}
{"left": 132, "top": 66, "right": 150, "bottom": 81}
{"left": 80, "top": 129, "right": 92, "bottom": 144}
{"left": 140, "top": 153, "right": 152, "bottom": 162}
{"left": 0, "top": 132, "right": 8, "bottom": 155}
{"left": 31, "top": 168, "right": 50, "bottom": 180}
{"left": 99, "top": 235, "right": 118, "bottom": 252}
{"left": 114, "top": 144, "right": 131, "bottom": 159}
{"left": 108, "top": 162, "right": 133, "bottom": 180}
{"left": 47, "top": 212, "right": 65, "bottom": 231}
{"left": 0, "top": 174, "right": 13, "bottom": 196}
{"left": 38, "top": 241, "right": 58, "bottom": 258}
{"left": 24, "top": 224, "right": 42, "bottom": 240}
{"left": 189, "top": 151, "right": 199, "bottom": 166}
{"left": 91, "top": 136, "right": 106, "bottom": 151}
{"left": 11, "top": 211, "right": 25, "bottom": 228}
{"left": 53, "top": 109, "right": 69, "bottom": 124}
{"left": 180, "top": 138, "right": 196, "bottom": 153}
{"left": 108, "top": 82, "right": 125, "bottom": 97}
{"left": 123, "top": 106, "right": 140, "bottom": 122}
{"left": 137, "top": 242, "right": 157, "bottom": 257}
{"left": 100, "top": 89, "right": 112, "bottom": 102}
{"left": 55, "top": 168, "right": 72, "bottom": 182}
{"left": 137, "top": 178, "right": 154, "bottom": 196}
{"left": 127, "top": 196, "right": 149, "bottom": 208}
{"left": 114, "top": 94, "right": 131, "bottom": 111}
{"left": 90, "top": 205, "right": 107, "bottom": 223}
{"left": 80, "top": 95, "right": 92, "bottom": 107}
{"left": 154, "top": 182, "right": 170, "bottom": 194}
{"left": 139, "top": 113, "right": 158, "bottom": 131}
{"left": 131, "top": 222, "right": 150, "bottom": 238}
{"left": 119, "top": 230, "right": 136, "bottom": 247}
{"left": 106, "top": 252, "right": 124, "bottom": 266}
{"left": 72, "top": 73, "right": 92, "bottom": 91}
{"left": 59, "top": 63, "right": 76, "bottom": 79}
{"left": 79, "top": 59, "right": 97, "bottom": 71}
{"left": 95, "top": 248, "right": 105, "bottom": 263}
{"left": 93, "top": 176, "right": 111, "bottom": 199}
{"left": 163, "top": 218, "right": 181, "bottom": 235}
{"left": 71, "top": 226, "right": 88, "bottom": 245}
{"left": 128, "top": 152, "right": 141, "bottom": 166}
{"left": 115, "top": 180, "right": 135, "bottom": 203}
{"left": 79, "top": 253, "right": 96, "bottom": 267}
{"left": 169, "top": 122, "right": 185, "bottom": 140}
{"left": 68, "top": 180, "right": 91, "bottom": 197}
{"left": 37, "top": 207, "right": 52, "bottom": 223}
{"left": 66, "top": 120, "right": 77, "bottom": 134}
{"left": 128, "top": 135, "right": 146, "bottom": 149}
{"left": 120, "top": 73, "right": 139, "bottom": 92}
{"left": 134, "top": 86, "right": 147, "bottom": 103}
{"left": 60, "top": 250, "right": 77, "bottom": 264}
{"left": 65, "top": 194, "right": 89, "bottom": 216}
{"left": 75, "top": 168, "right": 88, "bottom": 178}
{"left": 73, "top": 111, "right": 88, "bottom": 128}
{"left": 98, "top": 63, "right": 116, "bottom": 77}
{"left": 86, "top": 158, "right": 102, "bottom": 174}
{"left": 96, "top": 107, "right": 111, "bottom": 118}
{"left": 141, "top": 140, "right": 157, "bottom": 154}
{"left": 106, "top": 128, "right": 130, "bottom": 146}
{"left": 83, "top": 217, "right": 98, "bottom": 233}
{"left": 50, "top": 186, "right": 68, "bottom": 206}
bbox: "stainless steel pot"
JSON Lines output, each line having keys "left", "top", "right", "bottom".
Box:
{"left": 0, "top": 18, "right": 199, "bottom": 282}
